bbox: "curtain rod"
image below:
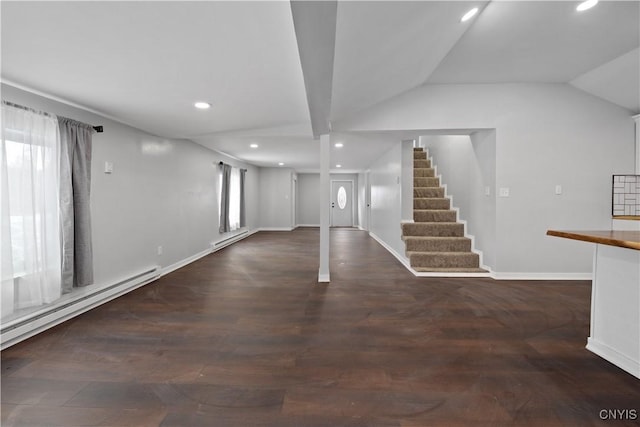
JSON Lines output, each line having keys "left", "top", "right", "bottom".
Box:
{"left": 2, "top": 100, "right": 103, "bottom": 133}
{"left": 219, "top": 161, "right": 247, "bottom": 172}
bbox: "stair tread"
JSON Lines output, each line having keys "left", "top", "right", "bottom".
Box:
{"left": 407, "top": 251, "right": 478, "bottom": 256}
{"left": 411, "top": 224, "right": 460, "bottom": 227}
{"left": 403, "top": 236, "right": 470, "bottom": 240}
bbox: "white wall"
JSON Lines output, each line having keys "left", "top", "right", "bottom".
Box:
{"left": 400, "top": 140, "right": 414, "bottom": 222}
{"left": 2, "top": 83, "right": 260, "bottom": 290}
{"left": 297, "top": 173, "right": 320, "bottom": 225}
{"left": 368, "top": 142, "right": 407, "bottom": 263}
{"left": 421, "top": 135, "right": 473, "bottom": 219}
{"left": 258, "top": 167, "right": 295, "bottom": 230}
{"left": 357, "top": 172, "right": 367, "bottom": 230}
{"left": 336, "top": 83, "right": 635, "bottom": 275}
{"left": 469, "top": 130, "right": 497, "bottom": 269}
{"left": 297, "top": 172, "right": 359, "bottom": 226}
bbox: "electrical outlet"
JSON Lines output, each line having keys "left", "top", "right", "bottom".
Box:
{"left": 499, "top": 187, "right": 510, "bottom": 197}
{"left": 157, "top": 246, "right": 163, "bottom": 255}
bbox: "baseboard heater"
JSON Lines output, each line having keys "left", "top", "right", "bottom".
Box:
{"left": 213, "top": 230, "right": 249, "bottom": 250}
{"left": 0, "top": 267, "right": 160, "bottom": 350}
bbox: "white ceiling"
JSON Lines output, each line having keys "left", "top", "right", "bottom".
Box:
{"left": 2, "top": 1, "right": 638, "bottom": 172}
{"left": 1, "top": 1, "right": 309, "bottom": 139}
{"left": 331, "top": 1, "right": 489, "bottom": 120}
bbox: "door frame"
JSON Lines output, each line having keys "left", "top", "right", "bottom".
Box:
{"left": 330, "top": 179, "right": 355, "bottom": 227}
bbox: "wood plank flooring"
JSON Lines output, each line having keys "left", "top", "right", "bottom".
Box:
{"left": 2, "top": 228, "right": 639, "bottom": 426}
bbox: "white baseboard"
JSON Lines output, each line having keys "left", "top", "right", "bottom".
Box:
{"left": 368, "top": 232, "right": 412, "bottom": 269}
{"left": 587, "top": 338, "right": 640, "bottom": 379}
{"left": 1, "top": 267, "right": 160, "bottom": 350}
{"left": 297, "top": 224, "right": 320, "bottom": 227}
{"left": 413, "top": 271, "right": 492, "bottom": 278}
{"left": 318, "top": 272, "right": 331, "bottom": 282}
{"left": 491, "top": 272, "right": 592, "bottom": 281}
{"left": 258, "top": 227, "right": 295, "bottom": 231}
{"left": 1, "top": 228, "right": 260, "bottom": 350}
{"left": 161, "top": 248, "right": 212, "bottom": 277}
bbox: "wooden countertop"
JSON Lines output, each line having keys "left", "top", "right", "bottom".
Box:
{"left": 547, "top": 230, "right": 640, "bottom": 251}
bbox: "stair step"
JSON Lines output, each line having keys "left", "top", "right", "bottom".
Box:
{"left": 414, "top": 187, "right": 444, "bottom": 198}
{"left": 413, "top": 151, "right": 427, "bottom": 160}
{"left": 414, "top": 177, "right": 439, "bottom": 187}
{"left": 414, "top": 168, "right": 435, "bottom": 178}
{"left": 403, "top": 236, "right": 471, "bottom": 252}
{"left": 413, "top": 209, "right": 456, "bottom": 222}
{"left": 407, "top": 251, "right": 480, "bottom": 269}
{"left": 414, "top": 198, "right": 451, "bottom": 210}
{"left": 413, "top": 147, "right": 424, "bottom": 152}
{"left": 401, "top": 222, "right": 464, "bottom": 237}
{"left": 414, "top": 159, "right": 431, "bottom": 169}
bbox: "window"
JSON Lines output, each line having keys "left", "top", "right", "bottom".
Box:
{"left": 1, "top": 103, "right": 62, "bottom": 316}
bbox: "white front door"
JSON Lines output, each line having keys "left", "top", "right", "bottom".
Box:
{"left": 331, "top": 181, "right": 353, "bottom": 227}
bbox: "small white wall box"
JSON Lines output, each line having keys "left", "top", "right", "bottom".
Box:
{"left": 104, "top": 161, "right": 114, "bottom": 174}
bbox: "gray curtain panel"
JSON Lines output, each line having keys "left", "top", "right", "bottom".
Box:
{"left": 219, "top": 163, "right": 232, "bottom": 233}
{"left": 239, "top": 168, "right": 246, "bottom": 228}
{"left": 59, "top": 117, "right": 94, "bottom": 292}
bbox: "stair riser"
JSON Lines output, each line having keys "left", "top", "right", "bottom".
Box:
{"left": 414, "top": 177, "right": 440, "bottom": 187}
{"left": 414, "top": 168, "right": 435, "bottom": 177}
{"left": 405, "top": 239, "right": 471, "bottom": 252}
{"left": 410, "top": 253, "right": 479, "bottom": 269}
{"left": 402, "top": 223, "right": 464, "bottom": 237}
{"left": 414, "top": 210, "right": 457, "bottom": 222}
{"left": 413, "top": 151, "right": 427, "bottom": 160}
{"left": 414, "top": 160, "right": 431, "bottom": 168}
{"left": 414, "top": 188, "right": 445, "bottom": 198}
{"left": 414, "top": 199, "right": 451, "bottom": 210}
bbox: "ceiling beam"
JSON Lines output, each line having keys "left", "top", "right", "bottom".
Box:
{"left": 290, "top": 0, "right": 337, "bottom": 138}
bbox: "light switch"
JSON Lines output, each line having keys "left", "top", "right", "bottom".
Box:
{"left": 104, "top": 161, "right": 114, "bottom": 174}
{"left": 499, "top": 187, "right": 510, "bottom": 197}
{"left": 555, "top": 185, "right": 562, "bottom": 195}
{"left": 485, "top": 186, "right": 491, "bottom": 196}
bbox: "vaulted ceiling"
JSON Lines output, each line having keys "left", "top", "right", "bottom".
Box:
{"left": 2, "top": 1, "right": 638, "bottom": 172}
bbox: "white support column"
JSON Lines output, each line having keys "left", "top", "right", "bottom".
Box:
{"left": 318, "top": 134, "right": 331, "bottom": 282}
{"left": 634, "top": 115, "right": 640, "bottom": 174}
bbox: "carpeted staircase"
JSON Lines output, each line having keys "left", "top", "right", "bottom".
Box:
{"left": 402, "top": 148, "right": 486, "bottom": 272}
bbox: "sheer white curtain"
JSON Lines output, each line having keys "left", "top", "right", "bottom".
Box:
{"left": 229, "top": 167, "right": 241, "bottom": 231}
{"left": 1, "top": 103, "right": 62, "bottom": 317}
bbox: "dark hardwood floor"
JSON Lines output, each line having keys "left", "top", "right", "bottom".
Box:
{"left": 2, "top": 228, "right": 639, "bottom": 426}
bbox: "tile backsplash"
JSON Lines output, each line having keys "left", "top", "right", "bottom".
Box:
{"left": 613, "top": 175, "right": 640, "bottom": 217}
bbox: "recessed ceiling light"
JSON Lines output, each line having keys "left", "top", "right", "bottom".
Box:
{"left": 576, "top": 0, "right": 598, "bottom": 11}
{"left": 278, "top": 162, "right": 284, "bottom": 166}
{"left": 334, "top": 143, "right": 344, "bottom": 148}
{"left": 336, "top": 164, "right": 342, "bottom": 168}
{"left": 460, "top": 7, "right": 478, "bottom": 22}
{"left": 250, "top": 143, "right": 259, "bottom": 148}
{"left": 194, "top": 102, "right": 211, "bottom": 109}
